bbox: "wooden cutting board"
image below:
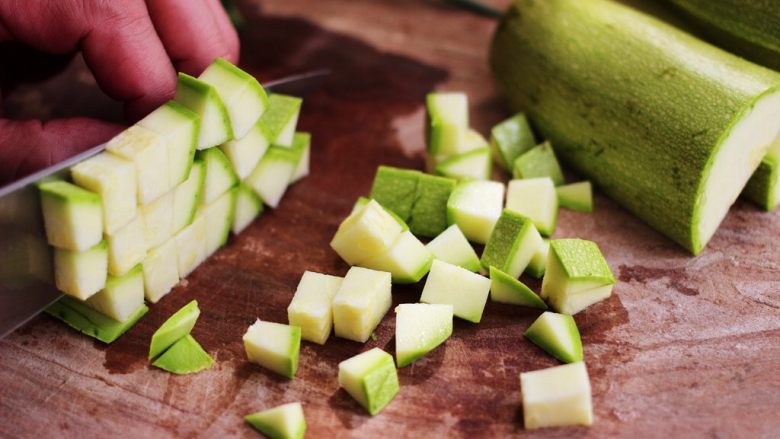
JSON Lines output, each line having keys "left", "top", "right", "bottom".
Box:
{"left": 2, "top": 1, "right": 779, "bottom": 437}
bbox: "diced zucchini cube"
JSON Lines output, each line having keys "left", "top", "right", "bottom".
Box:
{"left": 435, "top": 146, "right": 492, "bottom": 181}
{"left": 330, "top": 199, "right": 404, "bottom": 265}
{"left": 199, "top": 58, "right": 269, "bottom": 139}
{"left": 481, "top": 209, "right": 544, "bottom": 278}
{"left": 408, "top": 173, "right": 457, "bottom": 238}
{"left": 106, "top": 215, "right": 146, "bottom": 277}
{"left": 290, "top": 132, "right": 311, "bottom": 183}
{"left": 360, "top": 231, "right": 432, "bottom": 284}
{"left": 174, "top": 73, "right": 233, "bottom": 150}
{"left": 520, "top": 362, "right": 593, "bottom": 429}
{"left": 172, "top": 160, "right": 206, "bottom": 233}
{"left": 202, "top": 187, "right": 238, "bottom": 256}
{"left": 85, "top": 264, "right": 144, "bottom": 322}
{"left": 45, "top": 296, "right": 148, "bottom": 344}
{"left": 332, "top": 267, "right": 392, "bottom": 343}
{"left": 152, "top": 334, "right": 213, "bottom": 374}
{"left": 351, "top": 197, "right": 409, "bottom": 231}
{"left": 338, "top": 348, "right": 399, "bottom": 416}
{"left": 541, "top": 239, "right": 615, "bottom": 315}
{"left": 149, "top": 300, "right": 200, "bottom": 359}
{"left": 420, "top": 259, "right": 490, "bottom": 323}
{"left": 106, "top": 125, "right": 170, "bottom": 205}
{"left": 39, "top": 180, "right": 102, "bottom": 251}
{"left": 556, "top": 181, "right": 593, "bottom": 213}
{"left": 245, "top": 402, "right": 306, "bottom": 439}
{"left": 261, "top": 94, "right": 302, "bottom": 147}
{"left": 219, "top": 119, "right": 271, "bottom": 179}
{"left": 243, "top": 319, "right": 301, "bottom": 379}
{"left": 490, "top": 113, "right": 536, "bottom": 171}
{"left": 395, "top": 303, "right": 453, "bottom": 367}
{"left": 54, "top": 240, "right": 108, "bottom": 300}
{"left": 142, "top": 238, "right": 179, "bottom": 303}
{"left": 70, "top": 152, "right": 137, "bottom": 235}
{"left": 232, "top": 183, "right": 264, "bottom": 234}
{"left": 489, "top": 266, "right": 547, "bottom": 308}
{"left": 140, "top": 191, "right": 174, "bottom": 249}
{"left": 198, "top": 147, "right": 239, "bottom": 206}
{"left": 245, "top": 145, "right": 297, "bottom": 208}
{"left": 446, "top": 180, "right": 505, "bottom": 244}
{"left": 287, "top": 271, "right": 343, "bottom": 345}
{"left": 524, "top": 311, "right": 583, "bottom": 363}
{"left": 174, "top": 215, "right": 207, "bottom": 277}
{"left": 137, "top": 101, "right": 199, "bottom": 189}
{"left": 425, "top": 224, "right": 481, "bottom": 272}
{"left": 512, "top": 141, "right": 565, "bottom": 185}
{"left": 369, "top": 166, "right": 421, "bottom": 222}
{"left": 506, "top": 177, "right": 558, "bottom": 236}
{"left": 426, "top": 92, "right": 469, "bottom": 157}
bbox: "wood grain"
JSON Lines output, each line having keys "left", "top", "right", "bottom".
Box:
{"left": 2, "top": 1, "right": 780, "bottom": 437}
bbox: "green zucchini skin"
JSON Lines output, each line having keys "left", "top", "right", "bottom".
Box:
{"left": 490, "top": 0, "right": 780, "bottom": 254}
{"left": 664, "top": 0, "right": 780, "bottom": 71}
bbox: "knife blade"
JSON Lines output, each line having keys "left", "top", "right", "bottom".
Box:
{"left": 0, "top": 68, "right": 329, "bottom": 339}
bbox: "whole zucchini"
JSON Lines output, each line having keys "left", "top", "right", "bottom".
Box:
{"left": 490, "top": 0, "right": 780, "bottom": 254}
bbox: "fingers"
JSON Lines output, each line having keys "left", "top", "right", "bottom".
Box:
{"left": 146, "top": 0, "right": 240, "bottom": 76}
{"left": 0, "top": 0, "right": 177, "bottom": 121}
{"left": 0, "top": 118, "right": 123, "bottom": 185}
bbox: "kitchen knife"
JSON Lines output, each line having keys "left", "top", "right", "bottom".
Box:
{"left": 0, "top": 68, "right": 329, "bottom": 339}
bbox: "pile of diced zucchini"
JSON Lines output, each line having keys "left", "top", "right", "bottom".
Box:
{"left": 39, "top": 58, "right": 310, "bottom": 344}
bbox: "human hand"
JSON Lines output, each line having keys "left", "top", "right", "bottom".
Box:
{"left": 0, "top": 0, "right": 240, "bottom": 185}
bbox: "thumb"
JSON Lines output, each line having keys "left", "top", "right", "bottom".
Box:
{"left": 0, "top": 118, "right": 124, "bottom": 186}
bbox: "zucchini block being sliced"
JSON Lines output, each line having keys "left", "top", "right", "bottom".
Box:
{"left": 142, "top": 238, "right": 179, "bottom": 303}
{"left": 287, "top": 271, "right": 343, "bottom": 345}
{"left": 490, "top": 113, "right": 536, "bottom": 172}
{"left": 202, "top": 187, "right": 238, "bottom": 256}
{"left": 174, "top": 72, "right": 233, "bottom": 150}
{"left": 420, "top": 260, "right": 490, "bottom": 323}
{"left": 54, "top": 240, "right": 108, "bottom": 300}
{"left": 541, "top": 239, "right": 615, "bottom": 315}
{"left": 106, "top": 215, "right": 146, "bottom": 277}
{"left": 520, "top": 361, "right": 593, "bottom": 429}
{"left": 174, "top": 215, "right": 207, "bottom": 277}
{"left": 261, "top": 94, "right": 303, "bottom": 148}
{"left": 245, "top": 145, "right": 297, "bottom": 208}
{"left": 360, "top": 231, "right": 433, "bottom": 284}
{"left": 45, "top": 296, "right": 148, "bottom": 344}
{"left": 436, "top": 146, "right": 492, "bottom": 181}
{"left": 489, "top": 266, "right": 547, "bottom": 308}
{"left": 245, "top": 402, "right": 306, "bottom": 439}
{"left": 137, "top": 101, "right": 199, "bottom": 189}
{"left": 243, "top": 319, "right": 301, "bottom": 379}
{"left": 506, "top": 177, "right": 558, "bottom": 236}
{"left": 172, "top": 160, "right": 206, "bottom": 233}
{"left": 70, "top": 152, "right": 137, "bottom": 235}
{"left": 152, "top": 334, "right": 213, "bottom": 375}
{"left": 446, "top": 180, "right": 505, "bottom": 244}
{"left": 481, "top": 209, "right": 544, "bottom": 278}
{"left": 219, "top": 119, "right": 271, "bottom": 180}
{"left": 198, "top": 147, "right": 239, "bottom": 206}
{"left": 491, "top": 0, "right": 780, "bottom": 254}
{"left": 408, "top": 173, "right": 457, "bottom": 238}
{"left": 425, "top": 224, "right": 481, "bottom": 272}
{"left": 395, "top": 303, "right": 453, "bottom": 367}
{"left": 426, "top": 92, "right": 469, "bottom": 158}
{"left": 556, "top": 181, "right": 593, "bottom": 213}
{"left": 140, "top": 191, "right": 174, "bottom": 250}
{"left": 524, "top": 311, "right": 583, "bottom": 363}
{"left": 106, "top": 125, "right": 170, "bottom": 205}
{"left": 199, "top": 58, "right": 269, "bottom": 139}
{"left": 330, "top": 199, "right": 404, "bottom": 265}
{"left": 332, "top": 267, "right": 392, "bottom": 343}
{"left": 232, "top": 183, "right": 264, "bottom": 234}
{"left": 39, "top": 181, "right": 103, "bottom": 251}
{"left": 338, "top": 348, "right": 399, "bottom": 416}
{"left": 85, "top": 264, "right": 144, "bottom": 322}
{"left": 512, "top": 142, "right": 565, "bottom": 186}
{"left": 149, "top": 300, "right": 200, "bottom": 359}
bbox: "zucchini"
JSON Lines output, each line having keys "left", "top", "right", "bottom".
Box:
{"left": 743, "top": 135, "right": 780, "bottom": 210}
{"left": 491, "top": 0, "right": 780, "bottom": 254}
